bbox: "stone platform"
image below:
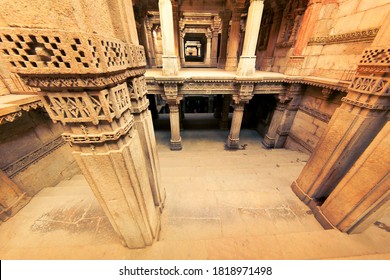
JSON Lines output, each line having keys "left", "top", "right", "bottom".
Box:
{"left": 0, "top": 128, "right": 389, "bottom": 259}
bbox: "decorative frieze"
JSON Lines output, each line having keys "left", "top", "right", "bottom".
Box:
{"left": 299, "top": 104, "right": 331, "bottom": 123}
{"left": 181, "top": 82, "right": 236, "bottom": 94}
{"left": 62, "top": 116, "right": 134, "bottom": 144}
{"left": 341, "top": 97, "right": 390, "bottom": 111}
{"left": 308, "top": 28, "right": 379, "bottom": 46}
{"left": 21, "top": 68, "right": 146, "bottom": 90}
{"left": 0, "top": 111, "right": 22, "bottom": 125}
{"left": 349, "top": 76, "right": 390, "bottom": 96}
{"left": 2, "top": 136, "right": 65, "bottom": 178}
{"left": 39, "top": 82, "right": 131, "bottom": 125}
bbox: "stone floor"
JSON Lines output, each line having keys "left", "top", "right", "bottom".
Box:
{"left": 0, "top": 114, "right": 389, "bottom": 259}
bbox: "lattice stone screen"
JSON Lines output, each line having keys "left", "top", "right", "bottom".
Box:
{"left": 0, "top": 28, "right": 146, "bottom": 75}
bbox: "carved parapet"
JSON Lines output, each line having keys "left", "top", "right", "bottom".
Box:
{"left": 233, "top": 84, "right": 254, "bottom": 104}
{"left": 0, "top": 28, "right": 146, "bottom": 75}
{"left": 342, "top": 47, "right": 390, "bottom": 111}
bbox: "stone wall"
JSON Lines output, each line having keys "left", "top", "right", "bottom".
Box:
{"left": 285, "top": 86, "right": 345, "bottom": 154}
{"left": 0, "top": 110, "right": 79, "bottom": 196}
{"left": 270, "top": 0, "right": 390, "bottom": 79}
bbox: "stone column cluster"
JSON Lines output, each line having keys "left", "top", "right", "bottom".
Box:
{"left": 0, "top": 28, "right": 163, "bottom": 248}
{"left": 263, "top": 84, "right": 303, "bottom": 148}
{"left": 291, "top": 45, "right": 390, "bottom": 232}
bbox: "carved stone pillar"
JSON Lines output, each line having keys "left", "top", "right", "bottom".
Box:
{"left": 291, "top": 47, "right": 390, "bottom": 209}
{"left": 0, "top": 28, "right": 160, "bottom": 248}
{"left": 0, "top": 170, "right": 31, "bottom": 222}
{"left": 211, "top": 30, "right": 219, "bottom": 67}
{"left": 237, "top": 0, "right": 265, "bottom": 76}
{"left": 262, "top": 93, "right": 291, "bottom": 148}
{"left": 145, "top": 20, "right": 157, "bottom": 67}
{"left": 263, "top": 9, "right": 283, "bottom": 71}
{"left": 218, "top": 10, "right": 232, "bottom": 68}
{"left": 205, "top": 30, "right": 212, "bottom": 65}
{"left": 319, "top": 122, "right": 390, "bottom": 233}
{"left": 179, "top": 31, "right": 186, "bottom": 65}
{"left": 225, "top": 12, "right": 241, "bottom": 71}
{"left": 171, "top": 0, "right": 181, "bottom": 69}
{"left": 159, "top": 0, "right": 179, "bottom": 75}
{"left": 226, "top": 84, "right": 254, "bottom": 149}
{"left": 293, "top": 0, "right": 323, "bottom": 56}
{"left": 162, "top": 84, "right": 182, "bottom": 150}
{"left": 220, "top": 94, "right": 232, "bottom": 130}
{"left": 129, "top": 76, "right": 166, "bottom": 210}
{"left": 274, "top": 84, "right": 304, "bottom": 148}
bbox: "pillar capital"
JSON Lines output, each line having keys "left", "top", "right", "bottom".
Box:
{"left": 233, "top": 83, "right": 254, "bottom": 104}
{"left": 162, "top": 83, "right": 183, "bottom": 105}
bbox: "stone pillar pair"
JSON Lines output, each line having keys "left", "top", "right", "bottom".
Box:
{"left": 291, "top": 46, "right": 390, "bottom": 233}
{"left": 263, "top": 84, "right": 303, "bottom": 148}
{"left": 226, "top": 84, "right": 254, "bottom": 149}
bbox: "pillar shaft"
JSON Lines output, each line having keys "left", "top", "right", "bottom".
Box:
{"left": 274, "top": 84, "right": 303, "bottom": 148}
{"left": 220, "top": 94, "right": 232, "bottom": 130}
{"left": 42, "top": 82, "right": 161, "bottom": 248}
{"left": 0, "top": 170, "right": 31, "bottom": 222}
{"left": 159, "top": 0, "right": 178, "bottom": 75}
{"left": 226, "top": 103, "right": 245, "bottom": 149}
{"left": 169, "top": 104, "right": 182, "bottom": 150}
{"left": 211, "top": 31, "right": 219, "bottom": 67}
{"left": 205, "top": 33, "right": 212, "bottom": 65}
{"left": 218, "top": 10, "right": 231, "bottom": 68}
{"left": 319, "top": 122, "right": 390, "bottom": 233}
{"left": 163, "top": 84, "right": 182, "bottom": 150}
{"left": 237, "top": 0, "right": 264, "bottom": 76}
{"left": 129, "top": 76, "right": 166, "bottom": 210}
{"left": 145, "top": 23, "right": 157, "bottom": 67}
{"left": 225, "top": 12, "right": 241, "bottom": 71}
{"left": 293, "top": 0, "right": 323, "bottom": 56}
{"left": 262, "top": 100, "right": 287, "bottom": 148}
{"left": 226, "top": 84, "right": 254, "bottom": 148}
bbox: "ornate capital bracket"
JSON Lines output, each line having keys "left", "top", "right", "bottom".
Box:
{"left": 322, "top": 88, "right": 334, "bottom": 99}
{"left": 162, "top": 83, "right": 182, "bottom": 105}
{"left": 233, "top": 84, "right": 254, "bottom": 104}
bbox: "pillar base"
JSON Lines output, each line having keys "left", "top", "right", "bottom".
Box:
{"left": 162, "top": 55, "right": 179, "bottom": 76}
{"left": 170, "top": 138, "right": 182, "bottom": 150}
{"left": 226, "top": 136, "right": 240, "bottom": 149}
{"left": 237, "top": 56, "right": 256, "bottom": 76}
{"left": 262, "top": 134, "right": 275, "bottom": 148}
{"left": 291, "top": 181, "right": 334, "bottom": 230}
{"left": 218, "top": 58, "right": 226, "bottom": 69}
